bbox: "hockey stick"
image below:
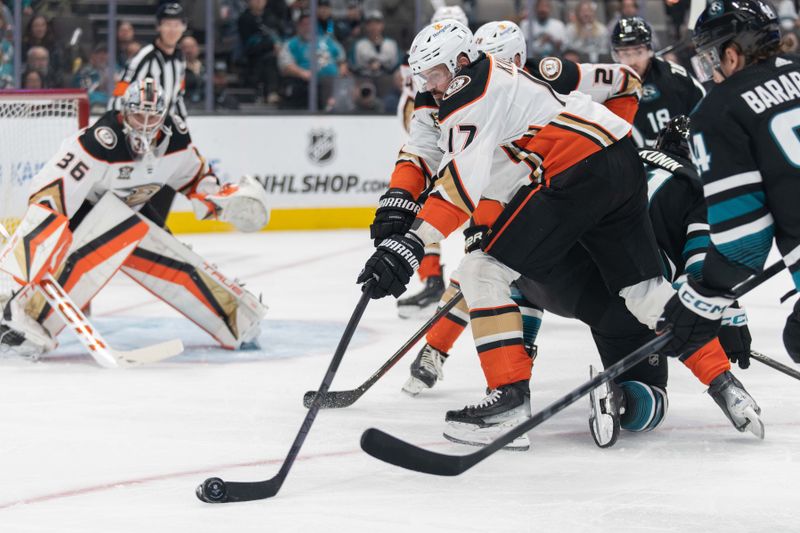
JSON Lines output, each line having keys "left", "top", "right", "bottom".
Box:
{"left": 196, "top": 284, "right": 374, "bottom": 503}
{"left": 750, "top": 350, "right": 800, "bottom": 381}
{"left": 361, "top": 260, "right": 786, "bottom": 476}
{"left": 38, "top": 274, "right": 184, "bottom": 368}
{"left": 302, "top": 290, "right": 464, "bottom": 409}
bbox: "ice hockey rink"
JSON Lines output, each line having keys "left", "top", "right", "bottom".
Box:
{"left": 1, "top": 229, "right": 799, "bottom": 533}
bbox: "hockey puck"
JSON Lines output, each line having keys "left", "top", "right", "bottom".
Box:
{"left": 196, "top": 477, "right": 227, "bottom": 503}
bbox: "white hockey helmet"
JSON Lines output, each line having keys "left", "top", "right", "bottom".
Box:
{"left": 473, "top": 21, "right": 527, "bottom": 66}
{"left": 121, "top": 77, "right": 167, "bottom": 158}
{"left": 408, "top": 20, "right": 477, "bottom": 93}
{"left": 431, "top": 5, "right": 468, "bottom": 26}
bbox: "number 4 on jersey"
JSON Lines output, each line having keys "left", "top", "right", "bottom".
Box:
{"left": 691, "top": 133, "right": 711, "bottom": 173}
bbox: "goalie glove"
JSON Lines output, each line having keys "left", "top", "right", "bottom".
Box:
{"left": 190, "top": 175, "right": 270, "bottom": 232}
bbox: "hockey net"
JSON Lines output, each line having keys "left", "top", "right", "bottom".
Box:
{"left": 0, "top": 90, "right": 89, "bottom": 291}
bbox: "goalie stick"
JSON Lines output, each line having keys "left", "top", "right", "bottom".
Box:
{"left": 360, "top": 260, "right": 785, "bottom": 476}
{"left": 750, "top": 350, "right": 800, "bottom": 381}
{"left": 38, "top": 274, "right": 184, "bottom": 368}
{"left": 196, "top": 284, "right": 374, "bottom": 503}
{"left": 302, "top": 290, "right": 464, "bottom": 409}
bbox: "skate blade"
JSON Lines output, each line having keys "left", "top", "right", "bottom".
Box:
{"left": 588, "top": 366, "right": 618, "bottom": 448}
{"left": 744, "top": 407, "right": 765, "bottom": 440}
{"left": 401, "top": 376, "right": 430, "bottom": 397}
{"left": 443, "top": 422, "right": 530, "bottom": 451}
{"left": 397, "top": 303, "right": 438, "bottom": 320}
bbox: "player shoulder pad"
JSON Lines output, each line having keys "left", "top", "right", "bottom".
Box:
{"left": 164, "top": 113, "right": 193, "bottom": 154}
{"left": 437, "top": 54, "right": 492, "bottom": 123}
{"left": 530, "top": 57, "right": 580, "bottom": 94}
{"left": 413, "top": 90, "right": 438, "bottom": 110}
{"left": 639, "top": 149, "right": 698, "bottom": 181}
{"left": 78, "top": 111, "right": 131, "bottom": 163}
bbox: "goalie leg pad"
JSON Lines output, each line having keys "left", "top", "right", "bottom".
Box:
{"left": 0, "top": 203, "right": 72, "bottom": 288}
{"left": 121, "top": 216, "right": 267, "bottom": 349}
{"left": 29, "top": 194, "right": 150, "bottom": 335}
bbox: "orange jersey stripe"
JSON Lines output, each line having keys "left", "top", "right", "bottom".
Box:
{"left": 389, "top": 161, "right": 426, "bottom": 200}
{"left": 472, "top": 198, "right": 504, "bottom": 227}
{"left": 112, "top": 81, "right": 130, "bottom": 97}
{"left": 604, "top": 94, "right": 639, "bottom": 125}
{"left": 418, "top": 195, "right": 470, "bottom": 238}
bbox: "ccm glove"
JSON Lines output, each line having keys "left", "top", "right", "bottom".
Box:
{"left": 357, "top": 233, "right": 424, "bottom": 299}
{"left": 718, "top": 304, "right": 752, "bottom": 369}
{"left": 370, "top": 188, "right": 420, "bottom": 246}
{"left": 463, "top": 224, "right": 488, "bottom": 253}
{"left": 783, "top": 299, "right": 800, "bottom": 363}
{"left": 657, "top": 278, "right": 732, "bottom": 358}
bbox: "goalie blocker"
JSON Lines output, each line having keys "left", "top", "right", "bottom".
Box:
{"left": 0, "top": 193, "right": 267, "bottom": 360}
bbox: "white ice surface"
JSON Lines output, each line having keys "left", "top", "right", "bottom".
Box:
{"left": 1, "top": 230, "right": 799, "bottom": 532}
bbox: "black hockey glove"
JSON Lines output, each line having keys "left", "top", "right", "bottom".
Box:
{"left": 783, "top": 299, "right": 800, "bottom": 363}
{"left": 657, "top": 278, "right": 732, "bottom": 358}
{"left": 463, "top": 224, "right": 488, "bottom": 253}
{"left": 357, "top": 233, "right": 424, "bottom": 299}
{"left": 369, "top": 188, "right": 420, "bottom": 246}
{"left": 718, "top": 303, "right": 752, "bottom": 369}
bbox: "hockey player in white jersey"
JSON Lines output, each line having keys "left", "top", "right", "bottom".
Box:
{"left": 0, "top": 78, "right": 269, "bottom": 360}
{"left": 359, "top": 20, "right": 667, "bottom": 448}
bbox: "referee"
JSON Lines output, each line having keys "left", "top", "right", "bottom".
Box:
{"left": 110, "top": 2, "right": 189, "bottom": 228}
{"left": 110, "top": 2, "right": 188, "bottom": 119}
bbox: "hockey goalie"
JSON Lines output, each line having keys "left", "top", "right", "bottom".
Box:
{"left": 0, "top": 78, "right": 269, "bottom": 361}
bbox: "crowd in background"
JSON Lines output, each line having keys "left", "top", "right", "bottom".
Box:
{"left": 1, "top": 0, "right": 800, "bottom": 113}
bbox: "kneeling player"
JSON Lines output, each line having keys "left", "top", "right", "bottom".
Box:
{"left": 0, "top": 78, "right": 269, "bottom": 360}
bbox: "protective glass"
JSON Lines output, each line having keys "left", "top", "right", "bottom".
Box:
{"left": 690, "top": 47, "right": 720, "bottom": 83}
{"left": 413, "top": 65, "right": 452, "bottom": 94}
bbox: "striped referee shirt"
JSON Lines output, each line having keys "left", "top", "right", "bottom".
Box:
{"left": 109, "top": 40, "right": 187, "bottom": 118}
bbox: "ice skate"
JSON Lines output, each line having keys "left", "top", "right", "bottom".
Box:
{"left": 443, "top": 380, "right": 531, "bottom": 451}
{"left": 708, "top": 371, "right": 764, "bottom": 439}
{"left": 397, "top": 274, "right": 445, "bottom": 319}
{"left": 402, "top": 344, "right": 447, "bottom": 396}
{"left": 0, "top": 292, "right": 55, "bottom": 361}
{"left": 588, "top": 365, "right": 626, "bottom": 448}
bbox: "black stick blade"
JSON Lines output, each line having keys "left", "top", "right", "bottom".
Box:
{"left": 302, "top": 389, "right": 362, "bottom": 409}
{"left": 196, "top": 477, "right": 282, "bottom": 503}
{"left": 360, "top": 428, "right": 471, "bottom": 476}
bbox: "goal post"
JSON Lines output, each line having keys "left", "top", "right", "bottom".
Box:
{"left": 0, "top": 89, "right": 90, "bottom": 237}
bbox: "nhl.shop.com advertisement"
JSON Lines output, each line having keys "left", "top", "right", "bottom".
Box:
{"left": 188, "top": 116, "right": 402, "bottom": 209}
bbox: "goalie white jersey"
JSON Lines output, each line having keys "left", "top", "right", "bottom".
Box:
{"left": 414, "top": 54, "right": 633, "bottom": 241}
{"left": 27, "top": 111, "right": 213, "bottom": 219}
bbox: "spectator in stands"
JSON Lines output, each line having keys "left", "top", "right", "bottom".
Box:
{"left": 351, "top": 11, "right": 398, "bottom": 86}
{"left": 334, "top": 0, "right": 362, "bottom": 50}
{"left": 26, "top": 45, "right": 61, "bottom": 88}
{"left": 0, "top": 10, "right": 13, "bottom": 88}
{"left": 353, "top": 79, "right": 384, "bottom": 112}
{"left": 778, "top": 0, "right": 800, "bottom": 30}
{"left": 565, "top": 0, "right": 609, "bottom": 62}
{"left": 116, "top": 21, "right": 137, "bottom": 70}
{"left": 181, "top": 35, "right": 206, "bottom": 107}
{"left": 21, "top": 68, "right": 42, "bottom": 89}
{"left": 218, "top": 0, "right": 247, "bottom": 55}
{"left": 72, "top": 44, "right": 110, "bottom": 111}
{"left": 607, "top": 0, "right": 660, "bottom": 49}
{"left": 317, "top": 0, "right": 335, "bottom": 35}
{"left": 520, "top": 0, "right": 566, "bottom": 58}
{"left": 239, "top": 0, "right": 283, "bottom": 104}
{"left": 23, "top": 14, "right": 62, "bottom": 77}
{"left": 663, "top": 0, "right": 689, "bottom": 41}
{"left": 278, "top": 10, "right": 348, "bottom": 109}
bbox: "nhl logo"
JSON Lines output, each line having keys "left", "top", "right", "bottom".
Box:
{"left": 307, "top": 129, "right": 335, "bottom": 165}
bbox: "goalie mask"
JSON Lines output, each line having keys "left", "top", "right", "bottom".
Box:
{"left": 121, "top": 78, "right": 167, "bottom": 159}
